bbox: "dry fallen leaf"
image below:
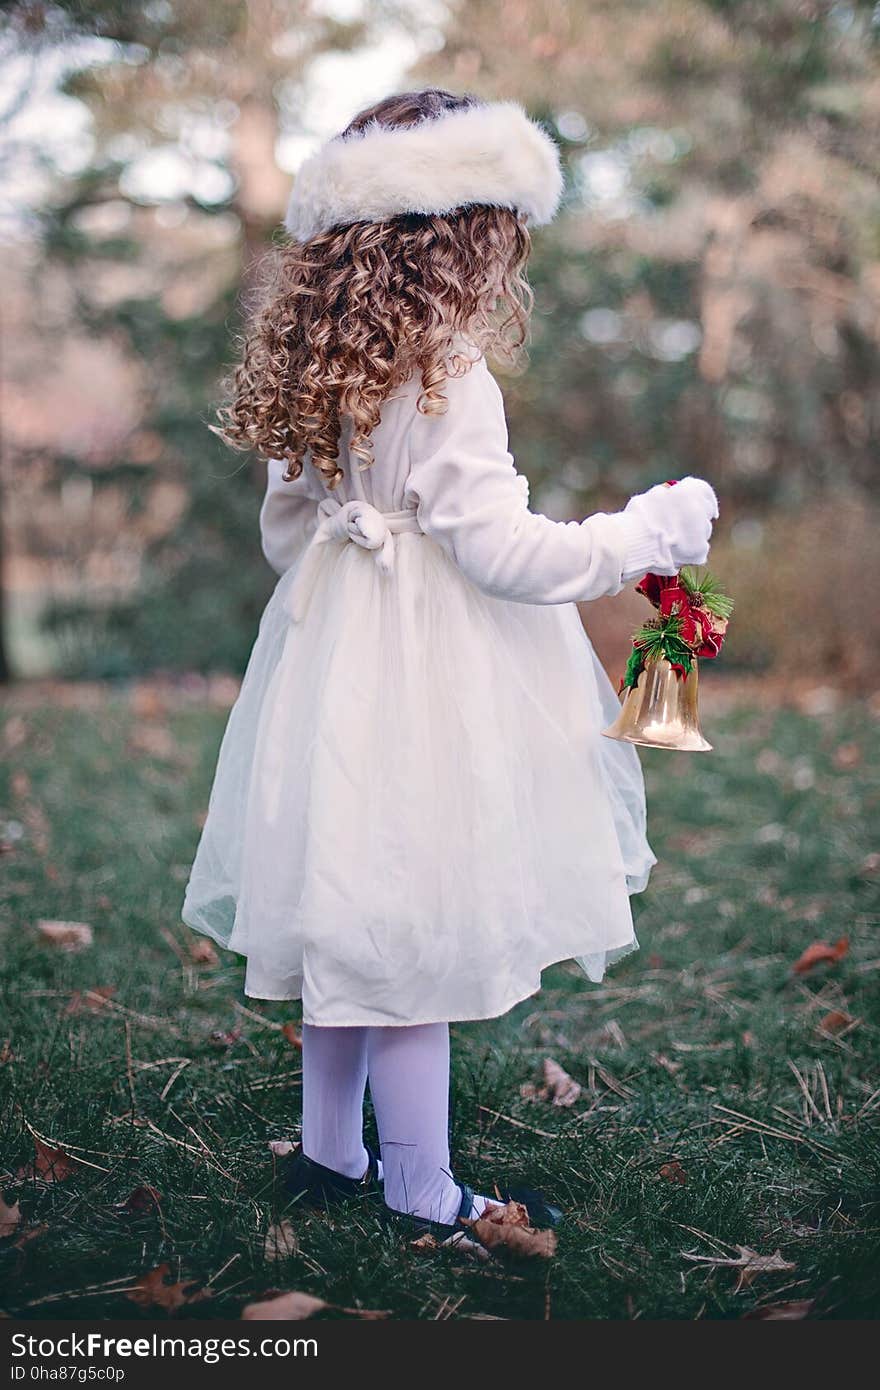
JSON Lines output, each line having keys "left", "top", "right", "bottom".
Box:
{"left": 410, "top": 1230, "right": 489, "bottom": 1260}
{"left": 117, "top": 1185, "right": 162, "bottom": 1215}
{"left": 440, "top": 1231, "right": 490, "bottom": 1259}
{"left": 189, "top": 939, "right": 219, "bottom": 966}
{"left": 36, "top": 920, "right": 93, "bottom": 952}
{"left": 19, "top": 1137, "right": 76, "bottom": 1183}
{"left": 683, "top": 1244, "right": 795, "bottom": 1292}
{"left": 0, "top": 1196, "right": 22, "bottom": 1238}
{"left": 281, "top": 1022, "right": 302, "bottom": 1049}
{"left": 65, "top": 986, "right": 116, "bottom": 1015}
{"left": 521, "top": 1057, "right": 581, "bottom": 1108}
{"left": 743, "top": 1299, "right": 814, "bottom": 1320}
{"left": 792, "top": 938, "right": 848, "bottom": 976}
{"left": 264, "top": 1220, "right": 298, "bottom": 1262}
{"left": 659, "top": 1160, "right": 687, "bottom": 1186}
{"left": 542, "top": 1057, "right": 582, "bottom": 1106}
{"left": 241, "top": 1290, "right": 390, "bottom": 1321}
{"left": 127, "top": 1263, "right": 212, "bottom": 1314}
{"left": 818, "top": 1009, "right": 854, "bottom": 1036}
{"left": 410, "top": 1232, "right": 438, "bottom": 1250}
{"left": 467, "top": 1201, "right": 558, "bottom": 1261}
{"left": 242, "top": 1291, "right": 329, "bottom": 1321}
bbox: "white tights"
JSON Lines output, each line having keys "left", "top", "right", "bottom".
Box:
{"left": 301, "top": 1022, "right": 497, "bottom": 1225}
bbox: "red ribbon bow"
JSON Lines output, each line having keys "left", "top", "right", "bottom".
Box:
{"left": 635, "top": 572, "right": 728, "bottom": 663}
{"left": 618, "top": 478, "right": 728, "bottom": 687}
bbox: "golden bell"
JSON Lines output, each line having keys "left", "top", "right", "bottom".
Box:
{"left": 602, "top": 656, "right": 712, "bottom": 752}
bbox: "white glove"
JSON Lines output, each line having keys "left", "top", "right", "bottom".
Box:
{"left": 618, "top": 475, "right": 719, "bottom": 582}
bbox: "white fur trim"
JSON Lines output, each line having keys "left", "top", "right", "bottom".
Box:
{"left": 285, "top": 101, "right": 563, "bottom": 242}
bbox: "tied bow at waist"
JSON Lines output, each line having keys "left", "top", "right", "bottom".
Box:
{"left": 287, "top": 497, "right": 423, "bottom": 622}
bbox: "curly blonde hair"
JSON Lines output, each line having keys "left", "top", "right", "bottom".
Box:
{"left": 217, "top": 90, "right": 533, "bottom": 488}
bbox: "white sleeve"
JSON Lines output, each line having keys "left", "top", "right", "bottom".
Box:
{"left": 259, "top": 459, "right": 320, "bottom": 576}
{"left": 404, "top": 357, "right": 658, "bottom": 605}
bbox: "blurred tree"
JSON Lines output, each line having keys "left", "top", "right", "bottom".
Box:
{"left": 4, "top": 0, "right": 880, "bottom": 680}
{"left": 4, "top": 0, "right": 415, "bottom": 674}
{"left": 416, "top": 0, "right": 880, "bottom": 516}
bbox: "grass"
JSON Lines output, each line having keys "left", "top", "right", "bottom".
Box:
{"left": 1, "top": 681, "right": 878, "bottom": 1320}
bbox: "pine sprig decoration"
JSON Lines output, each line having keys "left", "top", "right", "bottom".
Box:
{"left": 619, "top": 566, "right": 732, "bottom": 692}
{"left": 621, "top": 615, "right": 695, "bottom": 690}
{"left": 633, "top": 617, "right": 678, "bottom": 659}
{"left": 633, "top": 618, "right": 694, "bottom": 670}
{"left": 679, "top": 566, "right": 735, "bottom": 620}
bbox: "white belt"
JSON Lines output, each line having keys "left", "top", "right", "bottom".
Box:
{"left": 288, "top": 497, "right": 423, "bottom": 622}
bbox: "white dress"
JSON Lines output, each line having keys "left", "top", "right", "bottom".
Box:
{"left": 182, "top": 352, "right": 660, "bottom": 1026}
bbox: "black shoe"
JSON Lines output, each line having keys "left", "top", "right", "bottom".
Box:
{"left": 280, "top": 1143, "right": 382, "bottom": 1208}
{"left": 388, "top": 1182, "right": 563, "bottom": 1244}
{"left": 385, "top": 1183, "right": 477, "bottom": 1243}
{"left": 496, "top": 1185, "right": 563, "bottom": 1229}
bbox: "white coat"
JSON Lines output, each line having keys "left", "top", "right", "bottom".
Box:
{"left": 183, "top": 352, "right": 715, "bottom": 1026}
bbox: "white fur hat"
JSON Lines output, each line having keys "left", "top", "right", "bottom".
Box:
{"left": 284, "top": 100, "right": 563, "bottom": 243}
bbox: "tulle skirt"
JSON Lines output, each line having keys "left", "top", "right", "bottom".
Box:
{"left": 182, "top": 532, "right": 657, "bottom": 1026}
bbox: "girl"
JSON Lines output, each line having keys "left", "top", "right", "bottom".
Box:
{"left": 182, "top": 89, "right": 718, "bottom": 1236}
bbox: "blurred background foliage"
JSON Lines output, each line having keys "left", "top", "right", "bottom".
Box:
{"left": 2, "top": 0, "right": 879, "bottom": 684}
